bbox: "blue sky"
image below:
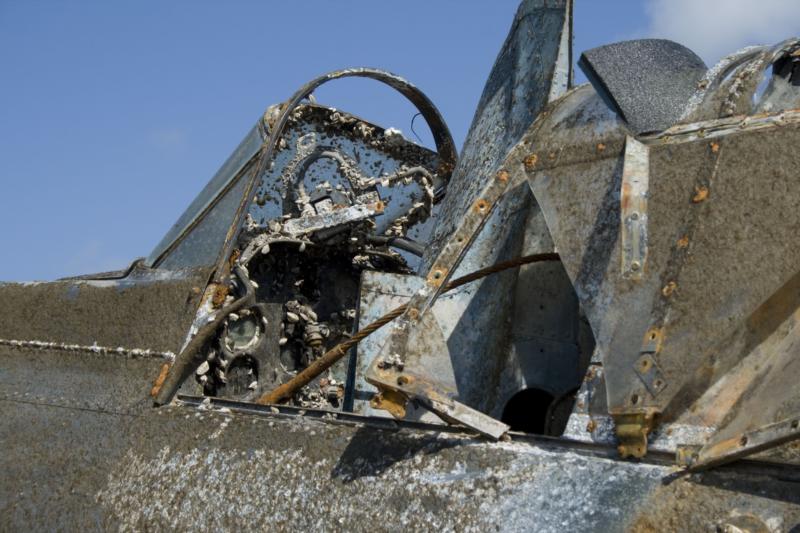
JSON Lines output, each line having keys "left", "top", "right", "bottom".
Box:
{"left": 0, "top": 1, "right": 796, "bottom": 280}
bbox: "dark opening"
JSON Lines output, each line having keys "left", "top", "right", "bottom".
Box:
{"left": 501, "top": 388, "right": 554, "bottom": 435}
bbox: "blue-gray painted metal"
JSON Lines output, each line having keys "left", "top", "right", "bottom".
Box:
{"left": 146, "top": 123, "right": 266, "bottom": 267}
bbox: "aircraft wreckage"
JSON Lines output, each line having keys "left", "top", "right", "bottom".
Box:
{"left": 3, "top": 0, "right": 800, "bottom": 530}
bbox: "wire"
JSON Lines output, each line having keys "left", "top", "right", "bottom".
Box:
{"left": 410, "top": 112, "right": 424, "bottom": 144}
{"left": 256, "top": 252, "right": 560, "bottom": 405}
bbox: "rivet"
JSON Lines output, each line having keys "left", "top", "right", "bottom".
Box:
{"left": 692, "top": 186, "right": 709, "bottom": 203}
{"left": 523, "top": 154, "right": 538, "bottom": 170}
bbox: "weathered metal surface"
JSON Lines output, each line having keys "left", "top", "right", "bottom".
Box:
{"left": 3, "top": 393, "right": 800, "bottom": 531}
{"left": 364, "top": 0, "right": 577, "bottom": 436}
{"left": 4, "top": 4, "right": 800, "bottom": 530}
{"left": 423, "top": 0, "right": 573, "bottom": 264}
{"left": 680, "top": 305, "right": 800, "bottom": 469}
{"left": 683, "top": 39, "right": 800, "bottom": 122}
{"left": 518, "top": 41, "right": 800, "bottom": 456}
{"left": 0, "top": 344, "right": 167, "bottom": 414}
{"left": 619, "top": 136, "right": 649, "bottom": 281}
{"left": 0, "top": 266, "right": 206, "bottom": 354}
{"left": 146, "top": 123, "right": 266, "bottom": 267}
{"left": 365, "top": 168, "right": 514, "bottom": 438}
{"left": 351, "top": 271, "right": 452, "bottom": 422}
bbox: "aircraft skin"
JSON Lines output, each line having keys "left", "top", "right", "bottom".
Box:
{"left": 2, "top": 1, "right": 800, "bottom": 530}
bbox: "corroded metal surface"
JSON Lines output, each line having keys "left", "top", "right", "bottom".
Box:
{"left": 519, "top": 42, "right": 800, "bottom": 458}
{"left": 0, "top": 267, "right": 207, "bottom": 354}
{"left": 2, "top": 396, "right": 800, "bottom": 531}
{"left": 363, "top": 0, "right": 578, "bottom": 435}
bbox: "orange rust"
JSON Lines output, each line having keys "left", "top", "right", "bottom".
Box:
{"left": 473, "top": 198, "right": 490, "bottom": 213}
{"left": 496, "top": 169, "right": 510, "bottom": 182}
{"left": 692, "top": 186, "right": 709, "bottom": 203}
{"left": 150, "top": 362, "right": 171, "bottom": 398}
{"left": 370, "top": 389, "right": 407, "bottom": 419}
{"left": 677, "top": 235, "right": 690, "bottom": 248}
{"left": 620, "top": 181, "right": 632, "bottom": 211}
{"left": 586, "top": 419, "right": 597, "bottom": 433}
{"left": 644, "top": 327, "right": 665, "bottom": 352}
{"left": 407, "top": 307, "right": 420, "bottom": 320}
{"left": 229, "top": 249, "right": 241, "bottom": 268}
{"left": 523, "top": 154, "right": 538, "bottom": 170}
{"left": 374, "top": 201, "right": 385, "bottom": 213}
{"left": 427, "top": 267, "right": 449, "bottom": 287}
{"left": 710, "top": 141, "right": 720, "bottom": 153}
{"left": 211, "top": 283, "right": 230, "bottom": 308}
{"left": 662, "top": 281, "right": 677, "bottom": 297}
{"left": 596, "top": 143, "right": 606, "bottom": 152}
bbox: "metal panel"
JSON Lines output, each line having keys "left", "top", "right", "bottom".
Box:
{"left": 157, "top": 172, "right": 252, "bottom": 270}
{"left": 521, "top": 73, "right": 800, "bottom": 455}
{"left": 0, "top": 268, "right": 207, "bottom": 354}
{"left": 147, "top": 123, "right": 265, "bottom": 266}
{"left": 363, "top": 0, "right": 574, "bottom": 436}
{"left": 2, "top": 395, "right": 800, "bottom": 531}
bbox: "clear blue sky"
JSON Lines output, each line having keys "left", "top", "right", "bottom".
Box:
{"left": 0, "top": 1, "right": 794, "bottom": 280}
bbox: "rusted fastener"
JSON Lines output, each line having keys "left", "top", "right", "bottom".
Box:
{"left": 692, "top": 186, "right": 709, "bottom": 203}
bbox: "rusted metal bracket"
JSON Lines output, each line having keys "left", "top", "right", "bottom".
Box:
{"left": 365, "top": 169, "right": 515, "bottom": 439}
{"left": 620, "top": 136, "right": 649, "bottom": 280}
{"left": 633, "top": 327, "right": 667, "bottom": 397}
{"left": 681, "top": 415, "right": 800, "bottom": 471}
{"left": 613, "top": 411, "right": 657, "bottom": 459}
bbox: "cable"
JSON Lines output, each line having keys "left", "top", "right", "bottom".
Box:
{"left": 256, "top": 252, "right": 559, "bottom": 405}
{"left": 366, "top": 235, "right": 426, "bottom": 257}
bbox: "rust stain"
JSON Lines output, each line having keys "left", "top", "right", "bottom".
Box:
{"left": 586, "top": 419, "right": 597, "bottom": 433}
{"left": 620, "top": 181, "right": 632, "bottom": 211}
{"left": 644, "top": 327, "right": 665, "bottom": 352}
{"left": 473, "top": 198, "right": 490, "bottom": 213}
{"left": 426, "top": 267, "right": 449, "bottom": 287}
{"left": 150, "top": 362, "right": 171, "bottom": 398}
{"left": 662, "top": 281, "right": 677, "bottom": 297}
{"left": 709, "top": 141, "right": 720, "bottom": 153}
{"left": 523, "top": 154, "right": 538, "bottom": 170}
{"left": 229, "top": 249, "right": 241, "bottom": 268}
{"left": 370, "top": 389, "right": 407, "bottom": 419}
{"left": 496, "top": 169, "right": 510, "bottom": 182}
{"left": 211, "top": 283, "right": 230, "bottom": 308}
{"left": 596, "top": 143, "right": 606, "bottom": 152}
{"left": 692, "top": 186, "right": 709, "bottom": 203}
{"left": 677, "top": 235, "right": 690, "bottom": 248}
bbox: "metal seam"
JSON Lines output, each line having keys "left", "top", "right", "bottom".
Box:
{"left": 0, "top": 338, "right": 175, "bottom": 361}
